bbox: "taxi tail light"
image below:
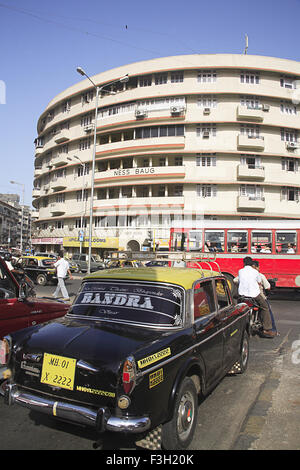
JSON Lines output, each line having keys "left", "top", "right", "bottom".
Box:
{"left": 0, "top": 336, "right": 11, "bottom": 365}
{"left": 122, "top": 356, "right": 137, "bottom": 395}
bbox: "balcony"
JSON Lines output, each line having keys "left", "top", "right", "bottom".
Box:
{"left": 52, "top": 154, "right": 69, "bottom": 167}
{"left": 50, "top": 202, "right": 65, "bottom": 216}
{"left": 32, "top": 188, "right": 41, "bottom": 198}
{"left": 51, "top": 178, "right": 67, "bottom": 191}
{"left": 237, "top": 165, "right": 265, "bottom": 180}
{"left": 237, "top": 105, "right": 264, "bottom": 122}
{"left": 237, "top": 196, "right": 265, "bottom": 211}
{"left": 237, "top": 135, "right": 265, "bottom": 151}
{"left": 54, "top": 129, "right": 70, "bottom": 144}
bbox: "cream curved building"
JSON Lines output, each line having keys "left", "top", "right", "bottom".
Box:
{"left": 32, "top": 53, "right": 300, "bottom": 255}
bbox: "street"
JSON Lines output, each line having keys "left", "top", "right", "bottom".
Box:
{"left": 0, "top": 276, "right": 299, "bottom": 450}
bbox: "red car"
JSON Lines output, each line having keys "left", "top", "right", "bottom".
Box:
{"left": 0, "top": 257, "right": 69, "bottom": 338}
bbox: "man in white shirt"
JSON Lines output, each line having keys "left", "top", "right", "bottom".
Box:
{"left": 53, "top": 251, "right": 73, "bottom": 301}
{"left": 238, "top": 257, "right": 275, "bottom": 337}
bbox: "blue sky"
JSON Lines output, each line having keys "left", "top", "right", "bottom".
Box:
{"left": 0, "top": 0, "right": 300, "bottom": 206}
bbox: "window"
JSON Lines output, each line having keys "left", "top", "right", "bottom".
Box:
{"left": 58, "top": 144, "right": 68, "bottom": 154}
{"left": 174, "top": 185, "right": 183, "bottom": 196}
{"left": 77, "top": 163, "right": 89, "bottom": 177}
{"left": 139, "top": 75, "right": 152, "bottom": 87}
{"left": 280, "top": 100, "right": 297, "bottom": 115}
{"left": 251, "top": 231, "right": 272, "bottom": 253}
{"left": 204, "top": 230, "right": 224, "bottom": 252}
{"left": 79, "top": 138, "right": 91, "bottom": 150}
{"left": 135, "top": 125, "right": 184, "bottom": 139}
{"left": 55, "top": 220, "right": 64, "bottom": 229}
{"left": 215, "top": 279, "right": 231, "bottom": 309}
{"left": 281, "top": 158, "right": 298, "bottom": 172}
{"left": 240, "top": 71, "right": 260, "bottom": 84}
{"left": 280, "top": 76, "right": 296, "bottom": 89}
{"left": 196, "top": 154, "right": 217, "bottom": 166}
{"left": 197, "top": 95, "right": 217, "bottom": 108}
{"left": 55, "top": 194, "right": 65, "bottom": 203}
{"left": 240, "top": 95, "right": 260, "bottom": 109}
{"left": 196, "top": 124, "right": 217, "bottom": 138}
{"left": 240, "top": 155, "right": 262, "bottom": 169}
{"left": 174, "top": 156, "right": 183, "bottom": 166}
{"left": 197, "top": 70, "right": 217, "bottom": 83}
{"left": 240, "top": 124, "right": 260, "bottom": 138}
{"left": 227, "top": 231, "right": 248, "bottom": 253}
{"left": 81, "top": 114, "right": 93, "bottom": 126}
{"left": 281, "top": 187, "right": 299, "bottom": 202}
{"left": 171, "top": 71, "right": 184, "bottom": 83}
{"left": 81, "top": 91, "right": 94, "bottom": 105}
{"left": 155, "top": 73, "right": 167, "bottom": 85}
{"left": 276, "top": 231, "right": 297, "bottom": 253}
{"left": 76, "top": 189, "right": 88, "bottom": 202}
{"left": 197, "top": 184, "right": 217, "bottom": 198}
{"left": 62, "top": 100, "right": 71, "bottom": 113}
{"left": 0, "top": 263, "right": 17, "bottom": 298}
{"left": 281, "top": 128, "right": 297, "bottom": 142}
{"left": 189, "top": 230, "right": 203, "bottom": 251}
{"left": 158, "top": 185, "right": 166, "bottom": 197}
{"left": 75, "top": 218, "right": 87, "bottom": 229}
{"left": 240, "top": 184, "right": 264, "bottom": 200}
{"left": 194, "top": 280, "right": 216, "bottom": 319}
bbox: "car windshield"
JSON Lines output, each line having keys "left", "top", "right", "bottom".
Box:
{"left": 69, "top": 280, "right": 184, "bottom": 327}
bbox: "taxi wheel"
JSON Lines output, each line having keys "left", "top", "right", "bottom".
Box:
{"left": 231, "top": 331, "right": 249, "bottom": 374}
{"left": 36, "top": 274, "right": 47, "bottom": 286}
{"left": 161, "top": 377, "right": 198, "bottom": 450}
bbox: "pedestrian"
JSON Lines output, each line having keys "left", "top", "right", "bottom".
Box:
{"left": 53, "top": 251, "right": 73, "bottom": 301}
{"left": 251, "top": 260, "right": 279, "bottom": 335}
{"left": 237, "top": 256, "right": 276, "bottom": 338}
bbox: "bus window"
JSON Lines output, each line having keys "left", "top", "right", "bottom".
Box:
{"left": 171, "top": 232, "right": 188, "bottom": 251}
{"left": 227, "top": 231, "right": 248, "bottom": 253}
{"left": 189, "top": 230, "right": 202, "bottom": 251}
{"left": 276, "top": 231, "right": 297, "bottom": 253}
{"left": 204, "top": 230, "right": 224, "bottom": 252}
{"left": 251, "top": 231, "right": 272, "bottom": 253}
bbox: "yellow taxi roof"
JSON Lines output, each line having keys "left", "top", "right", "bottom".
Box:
{"left": 85, "top": 267, "right": 220, "bottom": 290}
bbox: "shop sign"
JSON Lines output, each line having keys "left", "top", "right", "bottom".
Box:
{"left": 63, "top": 236, "right": 119, "bottom": 248}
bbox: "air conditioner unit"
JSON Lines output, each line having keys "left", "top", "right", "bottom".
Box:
{"left": 202, "top": 131, "right": 210, "bottom": 138}
{"left": 203, "top": 108, "right": 211, "bottom": 115}
{"left": 84, "top": 124, "right": 93, "bottom": 132}
{"left": 286, "top": 142, "right": 298, "bottom": 149}
{"left": 262, "top": 104, "right": 270, "bottom": 111}
{"left": 170, "top": 106, "right": 184, "bottom": 115}
{"left": 135, "top": 109, "right": 147, "bottom": 118}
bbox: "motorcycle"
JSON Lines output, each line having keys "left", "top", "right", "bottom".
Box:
{"left": 238, "top": 296, "right": 263, "bottom": 336}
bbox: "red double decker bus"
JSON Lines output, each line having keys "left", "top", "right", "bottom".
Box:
{"left": 169, "top": 220, "right": 300, "bottom": 289}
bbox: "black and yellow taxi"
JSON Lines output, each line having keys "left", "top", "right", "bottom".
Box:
{"left": 15, "top": 256, "right": 57, "bottom": 286}
{"left": 1, "top": 252, "right": 250, "bottom": 450}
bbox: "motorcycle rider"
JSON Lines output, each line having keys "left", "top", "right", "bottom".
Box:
{"left": 237, "top": 256, "right": 276, "bottom": 338}
{"left": 251, "top": 259, "right": 278, "bottom": 335}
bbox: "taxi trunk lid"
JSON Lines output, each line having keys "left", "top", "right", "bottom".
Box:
{"left": 13, "top": 317, "right": 162, "bottom": 407}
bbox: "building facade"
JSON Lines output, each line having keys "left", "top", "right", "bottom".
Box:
{"left": 32, "top": 54, "right": 300, "bottom": 256}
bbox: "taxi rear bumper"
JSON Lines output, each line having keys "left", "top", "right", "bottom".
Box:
{"left": 3, "top": 382, "right": 151, "bottom": 434}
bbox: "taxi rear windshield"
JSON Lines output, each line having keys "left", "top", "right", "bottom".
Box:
{"left": 70, "top": 281, "right": 184, "bottom": 326}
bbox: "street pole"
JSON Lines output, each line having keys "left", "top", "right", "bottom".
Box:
{"left": 10, "top": 180, "right": 25, "bottom": 252}
{"left": 76, "top": 67, "right": 129, "bottom": 273}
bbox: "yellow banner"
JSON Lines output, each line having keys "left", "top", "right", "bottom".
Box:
{"left": 63, "top": 236, "right": 119, "bottom": 248}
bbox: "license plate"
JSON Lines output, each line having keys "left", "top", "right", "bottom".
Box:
{"left": 41, "top": 353, "right": 76, "bottom": 391}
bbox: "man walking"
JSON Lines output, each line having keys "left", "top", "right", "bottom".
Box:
{"left": 238, "top": 256, "right": 276, "bottom": 338}
{"left": 53, "top": 251, "right": 73, "bottom": 301}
